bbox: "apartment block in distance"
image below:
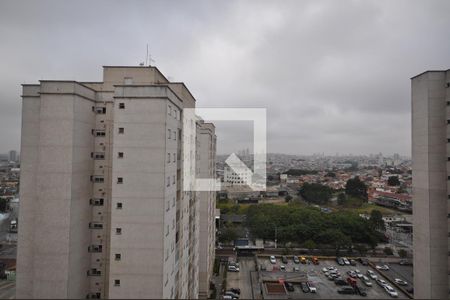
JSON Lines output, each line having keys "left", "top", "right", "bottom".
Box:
{"left": 411, "top": 69, "right": 450, "bottom": 299}
{"left": 16, "top": 66, "right": 217, "bottom": 299}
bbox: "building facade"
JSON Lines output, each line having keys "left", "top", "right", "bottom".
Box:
{"left": 411, "top": 70, "right": 450, "bottom": 299}
{"left": 16, "top": 66, "right": 216, "bottom": 299}
{"left": 197, "top": 122, "right": 216, "bottom": 298}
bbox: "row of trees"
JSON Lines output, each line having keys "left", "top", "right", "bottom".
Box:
{"left": 246, "top": 204, "right": 384, "bottom": 249}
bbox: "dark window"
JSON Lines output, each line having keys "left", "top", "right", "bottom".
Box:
{"left": 119, "top": 103, "right": 125, "bottom": 109}
{"left": 116, "top": 228, "right": 122, "bottom": 235}
{"left": 118, "top": 152, "right": 124, "bottom": 158}
{"left": 114, "top": 279, "right": 120, "bottom": 286}
{"left": 118, "top": 127, "right": 124, "bottom": 134}
{"left": 115, "top": 254, "right": 121, "bottom": 261}
{"left": 117, "top": 177, "right": 123, "bottom": 184}
{"left": 117, "top": 202, "right": 123, "bottom": 209}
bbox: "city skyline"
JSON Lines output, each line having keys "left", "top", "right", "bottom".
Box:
{"left": 1, "top": 1, "right": 450, "bottom": 155}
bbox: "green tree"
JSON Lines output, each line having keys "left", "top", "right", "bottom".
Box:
{"left": 285, "top": 195, "right": 293, "bottom": 202}
{"left": 398, "top": 249, "right": 408, "bottom": 258}
{"left": 303, "top": 239, "right": 317, "bottom": 252}
{"left": 383, "top": 246, "right": 393, "bottom": 255}
{"left": 369, "top": 210, "right": 385, "bottom": 231}
{"left": 219, "top": 225, "right": 238, "bottom": 243}
{"left": 387, "top": 176, "right": 400, "bottom": 186}
{"left": 299, "top": 183, "right": 333, "bottom": 205}
{"left": 345, "top": 176, "right": 368, "bottom": 200}
{"left": 337, "top": 193, "right": 346, "bottom": 205}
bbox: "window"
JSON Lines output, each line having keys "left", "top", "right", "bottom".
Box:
{"left": 166, "top": 225, "right": 169, "bottom": 236}
{"left": 118, "top": 152, "right": 124, "bottom": 158}
{"left": 116, "top": 228, "right": 122, "bottom": 235}
{"left": 167, "top": 153, "right": 171, "bottom": 163}
{"left": 173, "top": 153, "right": 176, "bottom": 162}
{"left": 119, "top": 103, "right": 125, "bottom": 109}
{"left": 117, "top": 202, "right": 123, "bottom": 209}
{"left": 114, "top": 279, "right": 121, "bottom": 286}
{"left": 166, "top": 200, "right": 170, "bottom": 212}
{"left": 172, "top": 175, "right": 175, "bottom": 184}
{"left": 172, "top": 197, "right": 175, "bottom": 207}
{"left": 117, "top": 177, "right": 123, "bottom": 184}
{"left": 115, "top": 254, "right": 121, "bottom": 261}
{"left": 173, "top": 131, "right": 176, "bottom": 140}
{"left": 167, "top": 176, "right": 170, "bottom": 187}
{"left": 168, "top": 105, "right": 172, "bottom": 116}
{"left": 168, "top": 129, "right": 171, "bottom": 139}
{"left": 118, "top": 127, "right": 124, "bottom": 134}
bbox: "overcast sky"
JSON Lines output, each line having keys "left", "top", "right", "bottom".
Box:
{"left": 1, "top": 1, "right": 450, "bottom": 156}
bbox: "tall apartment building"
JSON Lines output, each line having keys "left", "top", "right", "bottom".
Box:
{"left": 411, "top": 70, "right": 450, "bottom": 299}
{"left": 16, "top": 66, "right": 217, "bottom": 299}
{"left": 197, "top": 122, "right": 216, "bottom": 298}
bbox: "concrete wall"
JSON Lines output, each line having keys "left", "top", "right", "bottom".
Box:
{"left": 412, "top": 71, "right": 449, "bottom": 299}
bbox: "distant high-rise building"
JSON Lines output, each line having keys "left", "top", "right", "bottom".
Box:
{"left": 8, "top": 150, "right": 17, "bottom": 162}
{"left": 411, "top": 70, "right": 449, "bottom": 299}
{"left": 16, "top": 66, "right": 216, "bottom": 299}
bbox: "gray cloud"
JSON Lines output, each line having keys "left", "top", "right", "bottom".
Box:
{"left": 1, "top": 0, "right": 449, "bottom": 156}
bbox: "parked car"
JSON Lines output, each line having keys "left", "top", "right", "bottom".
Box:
{"left": 222, "top": 295, "right": 235, "bottom": 300}
{"left": 343, "top": 257, "right": 350, "bottom": 265}
{"left": 307, "top": 282, "right": 317, "bottom": 293}
{"left": 312, "top": 256, "right": 319, "bottom": 265}
{"left": 269, "top": 256, "right": 276, "bottom": 264}
{"left": 282, "top": 256, "right": 288, "bottom": 264}
{"left": 228, "top": 265, "right": 239, "bottom": 272}
{"left": 300, "top": 282, "right": 310, "bottom": 293}
{"left": 293, "top": 266, "right": 300, "bottom": 272}
{"left": 228, "top": 288, "right": 240, "bottom": 295}
{"left": 284, "top": 282, "right": 295, "bottom": 292}
{"left": 280, "top": 265, "right": 286, "bottom": 271}
{"left": 376, "top": 278, "right": 388, "bottom": 287}
{"left": 384, "top": 285, "right": 398, "bottom": 298}
{"left": 349, "top": 259, "right": 357, "bottom": 266}
{"left": 356, "top": 286, "right": 367, "bottom": 297}
{"left": 293, "top": 256, "right": 300, "bottom": 264}
{"left": 337, "top": 286, "right": 356, "bottom": 294}
{"left": 336, "top": 257, "right": 345, "bottom": 265}
{"left": 362, "top": 276, "right": 372, "bottom": 287}
{"left": 399, "top": 259, "right": 412, "bottom": 266}
{"left": 358, "top": 257, "right": 369, "bottom": 265}
{"left": 394, "top": 278, "right": 408, "bottom": 286}
{"left": 347, "top": 270, "right": 357, "bottom": 278}
{"left": 224, "top": 291, "right": 240, "bottom": 298}
{"left": 322, "top": 267, "right": 328, "bottom": 273}
{"left": 334, "top": 278, "right": 348, "bottom": 286}
{"left": 367, "top": 270, "right": 378, "bottom": 280}
{"left": 355, "top": 269, "right": 363, "bottom": 278}
{"left": 300, "top": 256, "right": 307, "bottom": 264}
{"left": 376, "top": 264, "right": 390, "bottom": 270}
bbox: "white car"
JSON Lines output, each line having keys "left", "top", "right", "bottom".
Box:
{"left": 270, "top": 256, "right": 276, "bottom": 264}
{"left": 307, "top": 282, "right": 317, "bottom": 293}
{"left": 343, "top": 257, "right": 350, "bottom": 265}
{"left": 227, "top": 265, "right": 239, "bottom": 272}
{"left": 376, "top": 264, "right": 390, "bottom": 270}
{"left": 376, "top": 278, "right": 388, "bottom": 287}
{"left": 394, "top": 278, "right": 408, "bottom": 286}
{"left": 322, "top": 267, "right": 328, "bottom": 273}
{"left": 367, "top": 270, "right": 378, "bottom": 280}
{"left": 384, "top": 285, "right": 398, "bottom": 298}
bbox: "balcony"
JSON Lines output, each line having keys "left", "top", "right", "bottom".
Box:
{"left": 87, "top": 269, "right": 101, "bottom": 276}
{"left": 94, "top": 107, "right": 106, "bottom": 114}
{"left": 92, "top": 152, "right": 105, "bottom": 160}
{"left": 92, "top": 129, "right": 106, "bottom": 137}
{"left": 90, "top": 176, "right": 104, "bottom": 183}
{"left": 89, "top": 222, "right": 103, "bottom": 229}
{"left": 89, "top": 198, "right": 104, "bottom": 206}
{"left": 88, "top": 245, "right": 103, "bottom": 253}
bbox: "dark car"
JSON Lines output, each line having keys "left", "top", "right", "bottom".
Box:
{"left": 229, "top": 288, "right": 241, "bottom": 295}
{"left": 282, "top": 256, "right": 288, "bottom": 264}
{"left": 406, "top": 287, "right": 414, "bottom": 294}
{"left": 355, "top": 286, "right": 367, "bottom": 297}
{"left": 293, "top": 256, "right": 300, "bottom": 264}
{"left": 336, "top": 257, "right": 345, "bottom": 266}
{"left": 334, "top": 278, "right": 349, "bottom": 286}
{"left": 349, "top": 259, "right": 357, "bottom": 266}
{"left": 337, "top": 286, "right": 356, "bottom": 294}
{"left": 284, "top": 282, "right": 295, "bottom": 292}
{"left": 358, "top": 258, "right": 369, "bottom": 266}
{"left": 300, "top": 282, "right": 310, "bottom": 293}
{"left": 399, "top": 259, "right": 413, "bottom": 266}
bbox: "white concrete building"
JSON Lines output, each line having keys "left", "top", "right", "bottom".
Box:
{"left": 224, "top": 157, "right": 252, "bottom": 186}
{"left": 16, "top": 66, "right": 216, "bottom": 299}
{"left": 411, "top": 70, "right": 450, "bottom": 299}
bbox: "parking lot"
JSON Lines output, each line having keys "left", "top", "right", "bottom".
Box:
{"left": 255, "top": 256, "right": 409, "bottom": 299}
